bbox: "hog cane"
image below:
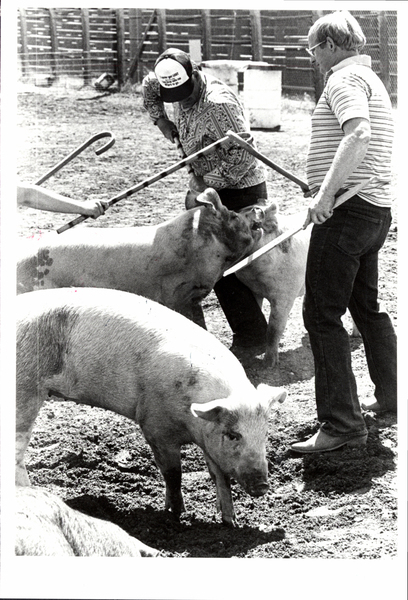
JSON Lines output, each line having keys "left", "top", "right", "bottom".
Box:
{"left": 35, "top": 131, "right": 115, "bottom": 186}
{"left": 56, "top": 135, "right": 230, "bottom": 234}
{"left": 223, "top": 178, "right": 374, "bottom": 276}
{"left": 226, "top": 130, "right": 311, "bottom": 195}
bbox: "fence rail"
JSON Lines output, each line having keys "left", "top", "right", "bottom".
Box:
{"left": 17, "top": 8, "right": 397, "bottom": 103}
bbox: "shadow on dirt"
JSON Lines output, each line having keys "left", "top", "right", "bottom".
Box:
{"left": 66, "top": 493, "right": 285, "bottom": 557}
{"left": 246, "top": 333, "right": 367, "bottom": 387}
{"left": 286, "top": 413, "right": 396, "bottom": 495}
{"left": 274, "top": 336, "right": 315, "bottom": 383}
{"left": 245, "top": 335, "right": 315, "bottom": 387}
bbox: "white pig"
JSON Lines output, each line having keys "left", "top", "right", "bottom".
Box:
{"left": 16, "top": 288, "right": 286, "bottom": 526}
{"left": 15, "top": 486, "right": 159, "bottom": 556}
{"left": 238, "top": 201, "right": 360, "bottom": 366}
{"left": 237, "top": 201, "right": 311, "bottom": 367}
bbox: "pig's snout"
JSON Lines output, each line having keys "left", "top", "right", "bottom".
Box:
{"left": 248, "top": 480, "right": 269, "bottom": 497}
{"left": 242, "top": 474, "right": 269, "bottom": 497}
{"left": 250, "top": 207, "right": 265, "bottom": 231}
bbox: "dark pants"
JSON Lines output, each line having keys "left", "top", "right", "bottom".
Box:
{"left": 214, "top": 183, "right": 268, "bottom": 347}
{"left": 303, "top": 195, "right": 397, "bottom": 437}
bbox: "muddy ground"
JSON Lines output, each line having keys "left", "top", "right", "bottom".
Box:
{"left": 14, "top": 84, "right": 399, "bottom": 565}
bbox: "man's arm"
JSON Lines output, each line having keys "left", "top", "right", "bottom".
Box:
{"left": 142, "top": 73, "right": 177, "bottom": 141}
{"left": 17, "top": 184, "right": 106, "bottom": 217}
{"left": 305, "top": 117, "right": 371, "bottom": 226}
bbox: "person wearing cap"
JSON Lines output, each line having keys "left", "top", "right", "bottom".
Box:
{"left": 18, "top": 182, "right": 107, "bottom": 217}
{"left": 142, "top": 48, "right": 269, "bottom": 363}
{"left": 290, "top": 11, "right": 397, "bottom": 454}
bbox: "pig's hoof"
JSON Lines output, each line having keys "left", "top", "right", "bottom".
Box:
{"left": 166, "top": 507, "right": 183, "bottom": 522}
{"left": 222, "top": 516, "right": 237, "bottom": 528}
{"left": 230, "top": 344, "right": 266, "bottom": 366}
{"left": 139, "top": 546, "right": 161, "bottom": 557}
{"left": 263, "top": 352, "right": 278, "bottom": 369}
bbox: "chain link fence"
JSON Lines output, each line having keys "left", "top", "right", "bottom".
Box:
{"left": 354, "top": 11, "right": 397, "bottom": 104}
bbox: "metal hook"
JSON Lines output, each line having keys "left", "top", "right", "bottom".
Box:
{"left": 34, "top": 131, "right": 115, "bottom": 186}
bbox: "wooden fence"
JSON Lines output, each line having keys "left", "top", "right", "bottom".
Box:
{"left": 17, "top": 8, "right": 398, "bottom": 103}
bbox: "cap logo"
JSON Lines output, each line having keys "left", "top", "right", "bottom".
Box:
{"left": 155, "top": 59, "right": 189, "bottom": 89}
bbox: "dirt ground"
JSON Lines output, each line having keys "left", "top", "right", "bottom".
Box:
{"left": 14, "top": 83, "right": 399, "bottom": 562}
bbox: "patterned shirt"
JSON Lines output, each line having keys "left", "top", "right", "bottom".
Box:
{"left": 306, "top": 55, "right": 394, "bottom": 207}
{"left": 142, "top": 71, "right": 266, "bottom": 190}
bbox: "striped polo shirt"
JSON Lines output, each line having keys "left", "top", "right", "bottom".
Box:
{"left": 306, "top": 55, "right": 394, "bottom": 207}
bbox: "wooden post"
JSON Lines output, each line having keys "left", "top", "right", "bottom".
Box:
{"left": 129, "top": 8, "right": 138, "bottom": 74}
{"left": 129, "top": 9, "right": 138, "bottom": 57}
{"left": 135, "top": 9, "right": 143, "bottom": 82}
{"left": 201, "top": 10, "right": 211, "bottom": 61}
{"left": 232, "top": 13, "right": 244, "bottom": 60}
{"left": 129, "top": 9, "right": 142, "bottom": 83}
{"left": 378, "top": 11, "right": 390, "bottom": 94}
{"left": 81, "top": 8, "right": 91, "bottom": 85}
{"left": 18, "top": 8, "right": 29, "bottom": 80}
{"left": 48, "top": 8, "right": 59, "bottom": 79}
{"left": 250, "top": 10, "right": 263, "bottom": 62}
{"left": 116, "top": 9, "right": 126, "bottom": 88}
{"left": 127, "top": 9, "right": 157, "bottom": 83}
{"left": 157, "top": 9, "right": 167, "bottom": 55}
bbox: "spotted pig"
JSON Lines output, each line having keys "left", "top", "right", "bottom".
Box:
{"left": 16, "top": 288, "right": 286, "bottom": 526}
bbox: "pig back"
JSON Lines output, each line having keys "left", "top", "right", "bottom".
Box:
{"left": 17, "top": 288, "right": 250, "bottom": 422}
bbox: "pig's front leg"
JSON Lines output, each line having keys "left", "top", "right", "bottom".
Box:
{"left": 265, "top": 296, "right": 297, "bottom": 368}
{"left": 16, "top": 427, "right": 36, "bottom": 486}
{"left": 203, "top": 452, "right": 236, "bottom": 526}
{"left": 147, "top": 440, "right": 185, "bottom": 519}
{"left": 178, "top": 299, "right": 207, "bottom": 329}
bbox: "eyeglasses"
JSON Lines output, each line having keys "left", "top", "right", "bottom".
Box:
{"left": 306, "top": 40, "right": 326, "bottom": 57}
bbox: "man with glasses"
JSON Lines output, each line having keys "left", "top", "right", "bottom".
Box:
{"left": 291, "top": 11, "right": 397, "bottom": 453}
{"left": 305, "top": 39, "right": 326, "bottom": 57}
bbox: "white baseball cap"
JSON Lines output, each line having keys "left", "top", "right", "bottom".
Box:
{"left": 154, "top": 48, "right": 194, "bottom": 102}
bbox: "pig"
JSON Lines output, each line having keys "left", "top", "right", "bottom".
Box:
{"left": 16, "top": 287, "right": 287, "bottom": 526}
{"left": 236, "top": 201, "right": 311, "bottom": 367}
{"left": 15, "top": 486, "right": 159, "bottom": 556}
{"left": 16, "top": 188, "right": 256, "bottom": 328}
{"left": 237, "top": 201, "right": 361, "bottom": 366}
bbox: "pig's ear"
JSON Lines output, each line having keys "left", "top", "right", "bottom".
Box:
{"left": 191, "top": 399, "right": 229, "bottom": 422}
{"left": 195, "top": 188, "right": 223, "bottom": 212}
{"left": 256, "top": 384, "right": 287, "bottom": 410}
{"left": 264, "top": 201, "right": 278, "bottom": 215}
{"left": 262, "top": 202, "right": 279, "bottom": 234}
{"left": 185, "top": 190, "right": 199, "bottom": 210}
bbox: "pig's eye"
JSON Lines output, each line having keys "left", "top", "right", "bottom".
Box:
{"left": 224, "top": 430, "right": 241, "bottom": 442}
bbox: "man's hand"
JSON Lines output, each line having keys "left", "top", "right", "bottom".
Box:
{"left": 84, "top": 200, "right": 108, "bottom": 219}
{"left": 303, "top": 193, "right": 335, "bottom": 228}
{"left": 155, "top": 117, "right": 178, "bottom": 142}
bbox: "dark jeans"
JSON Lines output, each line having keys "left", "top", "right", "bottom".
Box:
{"left": 303, "top": 195, "right": 397, "bottom": 437}
{"left": 214, "top": 183, "right": 268, "bottom": 347}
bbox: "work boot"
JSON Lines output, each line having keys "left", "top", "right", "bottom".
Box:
{"left": 290, "top": 429, "right": 367, "bottom": 454}
{"left": 361, "top": 398, "right": 396, "bottom": 414}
